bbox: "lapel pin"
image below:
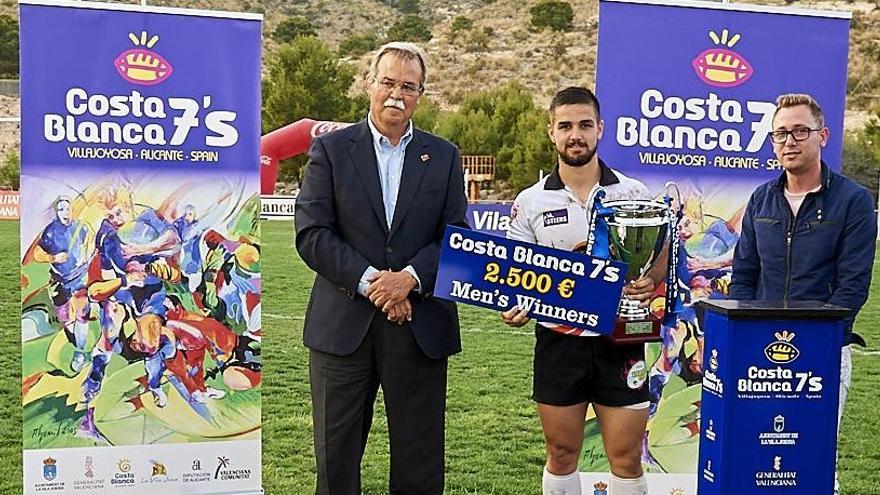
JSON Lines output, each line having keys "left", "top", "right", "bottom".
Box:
{"left": 420, "top": 153, "right": 430, "bottom": 163}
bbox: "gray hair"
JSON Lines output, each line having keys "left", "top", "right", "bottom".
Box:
{"left": 366, "top": 41, "right": 427, "bottom": 88}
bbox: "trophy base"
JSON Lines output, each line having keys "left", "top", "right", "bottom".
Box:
{"left": 609, "top": 314, "right": 663, "bottom": 344}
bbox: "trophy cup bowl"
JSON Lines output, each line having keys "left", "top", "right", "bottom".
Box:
{"left": 603, "top": 199, "right": 670, "bottom": 343}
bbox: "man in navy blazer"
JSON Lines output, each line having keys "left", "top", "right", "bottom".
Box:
{"left": 295, "top": 41, "right": 468, "bottom": 494}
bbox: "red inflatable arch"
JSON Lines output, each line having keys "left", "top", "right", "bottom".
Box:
{"left": 260, "top": 119, "right": 353, "bottom": 194}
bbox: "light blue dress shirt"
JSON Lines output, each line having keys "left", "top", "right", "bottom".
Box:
{"left": 369, "top": 114, "right": 413, "bottom": 227}
{"left": 357, "top": 116, "right": 421, "bottom": 296}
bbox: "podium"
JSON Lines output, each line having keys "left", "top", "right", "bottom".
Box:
{"left": 696, "top": 300, "right": 850, "bottom": 494}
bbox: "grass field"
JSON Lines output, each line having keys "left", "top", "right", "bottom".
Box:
{"left": 1, "top": 220, "right": 878, "bottom": 493}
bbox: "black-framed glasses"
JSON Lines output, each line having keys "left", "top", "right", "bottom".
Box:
{"left": 769, "top": 127, "right": 822, "bottom": 144}
{"left": 374, "top": 77, "right": 423, "bottom": 97}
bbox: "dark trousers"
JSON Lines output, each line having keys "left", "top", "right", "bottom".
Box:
{"left": 310, "top": 313, "right": 448, "bottom": 495}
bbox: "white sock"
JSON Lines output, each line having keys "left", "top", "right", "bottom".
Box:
{"left": 542, "top": 466, "right": 582, "bottom": 495}
{"left": 610, "top": 473, "right": 647, "bottom": 495}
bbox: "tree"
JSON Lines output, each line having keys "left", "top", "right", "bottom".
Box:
{"left": 430, "top": 81, "right": 547, "bottom": 189}
{"left": 499, "top": 109, "right": 555, "bottom": 192}
{"left": 435, "top": 109, "right": 496, "bottom": 155}
{"left": 529, "top": 0, "right": 574, "bottom": 32}
{"left": 262, "top": 37, "right": 362, "bottom": 182}
{"left": 412, "top": 97, "right": 442, "bottom": 134}
{"left": 457, "top": 81, "right": 535, "bottom": 160}
{"left": 0, "top": 150, "right": 19, "bottom": 190}
{"left": 338, "top": 32, "right": 379, "bottom": 58}
{"left": 843, "top": 113, "right": 880, "bottom": 201}
{"left": 0, "top": 15, "right": 18, "bottom": 78}
{"left": 386, "top": 15, "right": 432, "bottom": 43}
{"left": 272, "top": 17, "right": 317, "bottom": 44}
{"left": 434, "top": 82, "right": 533, "bottom": 158}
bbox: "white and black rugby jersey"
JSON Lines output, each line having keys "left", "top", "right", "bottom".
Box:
{"left": 507, "top": 159, "right": 650, "bottom": 336}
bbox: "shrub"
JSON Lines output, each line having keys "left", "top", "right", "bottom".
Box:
{"left": 529, "top": 0, "right": 574, "bottom": 32}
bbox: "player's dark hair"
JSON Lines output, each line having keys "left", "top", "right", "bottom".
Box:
{"left": 549, "top": 87, "right": 601, "bottom": 120}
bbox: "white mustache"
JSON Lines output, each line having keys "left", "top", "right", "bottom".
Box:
{"left": 384, "top": 98, "right": 406, "bottom": 110}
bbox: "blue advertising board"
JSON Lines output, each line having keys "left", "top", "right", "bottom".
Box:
{"left": 466, "top": 202, "right": 512, "bottom": 236}
{"left": 697, "top": 301, "right": 845, "bottom": 494}
{"left": 434, "top": 226, "right": 627, "bottom": 334}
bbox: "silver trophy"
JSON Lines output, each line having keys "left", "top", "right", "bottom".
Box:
{"left": 586, "top": 183, "right": 682, "bottom": 343}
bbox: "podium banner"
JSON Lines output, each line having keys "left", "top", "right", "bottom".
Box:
{"left": 590, "top": 0, "right": 850, "bottom": 488}
{"left": 19, "top": 2, "right": 262, "bottom": 493}
{"left": 696, "top": 302, "right": 845, "bottom": 493}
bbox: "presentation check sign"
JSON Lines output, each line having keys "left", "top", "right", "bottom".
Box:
{"left": 435, "top": 226, "right": 627, "bottom": 334}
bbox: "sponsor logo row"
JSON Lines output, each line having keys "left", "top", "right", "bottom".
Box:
{"left": 34, "top": 454, "right": 252, "bottom": 492}
{"left": 590, "top": 480, "right": 689, "bottom": 495}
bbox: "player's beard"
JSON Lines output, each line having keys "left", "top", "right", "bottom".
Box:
{"left": 558, "top": 141, "right": 597, "bottom": 167}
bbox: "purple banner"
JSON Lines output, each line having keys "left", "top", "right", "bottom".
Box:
{"left": 597, "top": 0, "right": 849, "bottom": 189}
{"left": 581, "top": 0, "right": 851, "bottom": 486}
{"left": 20, "top": 2, "right": 263, "bottom": 494}
{"left": 21, "top": 4, "right": 261, "bottom": 172}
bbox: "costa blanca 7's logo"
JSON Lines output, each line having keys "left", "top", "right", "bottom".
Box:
{"left": 115, "top": 31, "right": 174, "bottom": 85}
{"left": 691, "top": 29, "right": 753, "bottom": 88}
{"left": 765, "top": 331, "right": 800, "bottom": 364}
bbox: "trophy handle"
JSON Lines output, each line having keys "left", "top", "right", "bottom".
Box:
{"left": 584, "top": 184, "right": 608, "bottom": 257}
{"left": 664, "top": 181, "right": 683, "bottom": 209}
{"left": 662, "top": 181, "right": 685, "bottom": 327}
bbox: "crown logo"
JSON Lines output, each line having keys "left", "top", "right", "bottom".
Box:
{"left": 129, "top": 30, "right": 159, "bottom": 49}
{"left": 43, "top": 457, "right": 56, "bottom": 466}
{"left": 692, "top": 28, "right": 753, "bottom": 88}
{"left": 765, "top": 330, "right": 800, "bottom": 364}
{"left": 115, "top": 31, "right": 174, "bottom": 85}
{"left": 774, "top": 330, "right": 795, "bottom": 342}
{"left": 594, "top": 481, "right": 608, "bottom": 490}
{"left": 710, "top": 29, "right": 741, "bottom": 48}
{"left": 701, "top": 31, "right": 746, "bottom": 70}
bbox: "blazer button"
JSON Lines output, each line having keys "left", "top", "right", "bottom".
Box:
{"left": 385, "top": 246, "right": 392, "bottom": 253}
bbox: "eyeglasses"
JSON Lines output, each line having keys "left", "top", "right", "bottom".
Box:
{"left": 768, "top": 127, "right": 822, "bottom": 144}
{"left": 374, "top": 77, "right": 423, "bottom": 97}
